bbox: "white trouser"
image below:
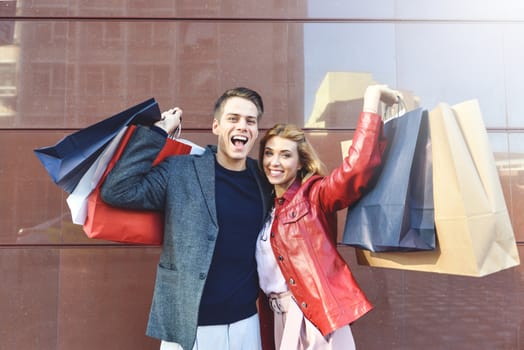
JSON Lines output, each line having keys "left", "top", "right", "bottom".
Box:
{"left": 160, "top": 313, "right": 261, "bottom": 350}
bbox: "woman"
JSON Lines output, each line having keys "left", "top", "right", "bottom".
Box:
{"left": 256, "top": 85, "right": 401, "bottom": 349}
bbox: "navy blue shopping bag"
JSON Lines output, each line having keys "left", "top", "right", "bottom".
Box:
{"left": 342, "top": 108, "right": 436, "bottom": 252}
{"left": 34, "top": 98, "right": 160, "bottom": 193}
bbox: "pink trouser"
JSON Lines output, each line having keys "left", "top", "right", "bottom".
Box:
{"left": 268, "top": 292, "right": 356, "bottom": 350}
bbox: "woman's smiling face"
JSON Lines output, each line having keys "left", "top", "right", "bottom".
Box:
{"left": 262, "top": 136, "right": 302, "bottom": 197}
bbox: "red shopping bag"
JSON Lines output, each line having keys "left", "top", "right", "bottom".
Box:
{"left": 83, "top": 125, "right": 193, "bottom": 244}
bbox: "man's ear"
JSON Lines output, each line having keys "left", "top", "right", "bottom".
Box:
{"left": 212, "top": 118, "right": 219, "bottom": 136}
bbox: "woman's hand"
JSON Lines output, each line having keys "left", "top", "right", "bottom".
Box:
{"left": 363, "top": 85, "right": 402, "bottom": 114}
{"left": 155, "top": 107, "right": 183, "bottom": 135}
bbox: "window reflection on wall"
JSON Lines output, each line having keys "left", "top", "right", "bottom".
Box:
{"left": 0, "top": 4, "right": 17, "bottom": 122}
{"left": 304, "top": 71, "right": 419, "bottom": 129}
{"left": 0, "top": 60, "right": 17, "bottom": 119}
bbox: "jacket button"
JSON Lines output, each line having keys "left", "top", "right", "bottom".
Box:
{"left": 290, "top": 211, "right": 296, "bottom": 218}
{"left": 289, "top": 278, "right": 295, "bottom": 285}
{"left": 270, "top": 233, "right": 275, "bottom": 238}
{"left": 278, "top": 255, "right": 284, "bottom": 261}
{"left": 199, "top": 273, "right": 206, "bottom": 280}
{"left": 301, "top": 302, "right": 307, "bottom": 308}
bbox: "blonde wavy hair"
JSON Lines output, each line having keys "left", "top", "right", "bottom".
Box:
{"left": 259, "top": 123, "right": 327, "bottom": 182}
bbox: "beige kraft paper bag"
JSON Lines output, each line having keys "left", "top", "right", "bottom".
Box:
{"left": 355, "top": 100, "right": 520, "bottom": 277}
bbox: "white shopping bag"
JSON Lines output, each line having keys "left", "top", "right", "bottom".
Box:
{"left": 66, "top": 127, "right": 128, "bottom": 225}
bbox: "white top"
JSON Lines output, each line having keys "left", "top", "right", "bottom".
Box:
{"left": 255, "top": 208, "right": 288, "bottom": 295}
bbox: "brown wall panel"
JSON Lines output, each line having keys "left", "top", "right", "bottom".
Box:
{"left": 0, "top": 248, "right": 59, "bottom": 349}
{"left": 0, "top": 132, "right": 65, "bottom": 244}
{"left": 6, "top": 1, "right": 521, "bottom": 21}
{"left": 2, "top": 247, "right": 520, "bottom": 349}
{"left": 338, "top": 245, "right": 524, "bottom": 349}
{"left": 2, "top": 1, "right": 306, "bottom": 19}
{"left": 1, "top": 20, "right": 302, "bottom": 130}
{"left": 0, "top": 130, "right": 219, "bottom": 245}
{"left": 0, "top": 247, "right": 162, "bottom": 350}
{"left": 57, "top": 247, "right": 160, "bottom": 349}
{"left": 306, "top": 129, "right": 524, "bottom": 244}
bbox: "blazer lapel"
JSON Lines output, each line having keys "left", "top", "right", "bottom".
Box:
{"left": 193, "top": 149, "right": 218, "bottom": 228}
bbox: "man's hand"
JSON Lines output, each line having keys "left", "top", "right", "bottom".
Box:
{"left": 155, "top": 107, "right": 183, "bottom": 135}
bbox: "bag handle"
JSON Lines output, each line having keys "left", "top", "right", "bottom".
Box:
{"left": 383, "top": 95, "right": 407, "bottom": 121}
{"left": 168, "top": 123, "right": 182, "bottom": 140}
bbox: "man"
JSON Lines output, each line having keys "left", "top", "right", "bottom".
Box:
{"left": 101, "top": 87, "right": 273, "bottom": 350}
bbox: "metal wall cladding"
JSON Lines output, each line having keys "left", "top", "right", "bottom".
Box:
{"left": 1, "top": 1, "right": 523, "bottom": 349}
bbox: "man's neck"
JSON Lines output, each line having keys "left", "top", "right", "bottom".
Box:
{"left": 215, "top": 153, "right": 247, "bottom": 171}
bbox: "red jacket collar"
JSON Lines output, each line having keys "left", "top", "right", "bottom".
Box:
{"left": 275, "top": 177, "right": 302, "bottom": 207}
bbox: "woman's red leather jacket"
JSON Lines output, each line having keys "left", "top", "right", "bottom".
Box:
{"left": 269, "top": 111, "right": 386, "bottom": 336}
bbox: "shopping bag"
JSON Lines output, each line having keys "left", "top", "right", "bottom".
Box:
{"left": 356, "top": 100, "right": 520, "bottom": 276}
{"left": 342, "top": 108, "right": 435, "bottom": 252}
{"left": 66, "top": 127, "right": 129, "bottom": 225}
{"left": 34, "top": 98, "right": 160, "bottom": 193}
{"left": 83, "top": 125, "right": 203, "bottom": 244}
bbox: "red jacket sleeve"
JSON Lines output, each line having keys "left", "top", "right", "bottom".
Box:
{"left": 315, "top": 111, "right": 386, "bottom": 213}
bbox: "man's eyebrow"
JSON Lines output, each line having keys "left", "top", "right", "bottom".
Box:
{"left": 226, "top": 113, "right": 258, "bottom": 119}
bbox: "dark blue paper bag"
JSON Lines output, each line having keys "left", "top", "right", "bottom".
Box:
{"left": 34, "top": 98, "right": 160, "bottom": 193}
{"left": 342, "top": 108, "right": 436, "bottom": 252}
